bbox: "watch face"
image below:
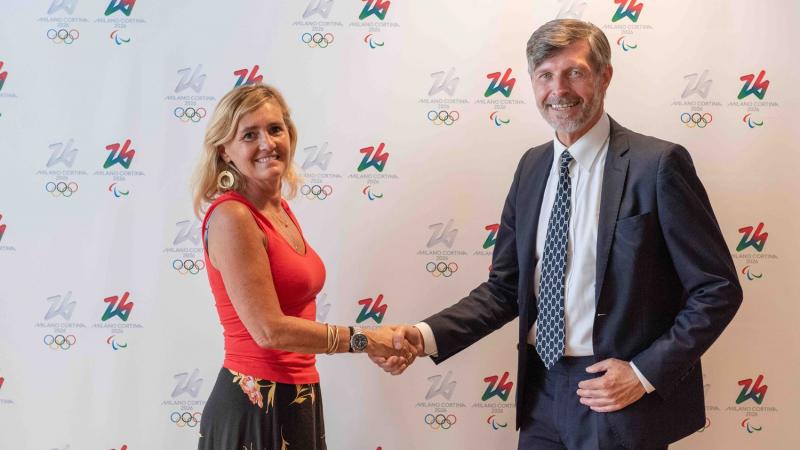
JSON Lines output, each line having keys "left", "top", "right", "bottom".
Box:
{"left": 352, "top": 333, "right": 369, "bottom": 352}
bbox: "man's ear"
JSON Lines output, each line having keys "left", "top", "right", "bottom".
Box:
{"left": 602, "top": 64, "right": 613, "bottom": 90}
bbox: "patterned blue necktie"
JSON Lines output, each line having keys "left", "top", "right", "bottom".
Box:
{"left": 536, "top": 150, "right": 574, "bottom": 369}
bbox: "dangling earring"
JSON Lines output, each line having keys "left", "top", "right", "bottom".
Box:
{"left": 217, "top": 169, "right": 235, "bottom": 190}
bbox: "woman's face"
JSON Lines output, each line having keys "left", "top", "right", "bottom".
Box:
{"left": 220, "top": 101, "right": 291, "bottom": 190}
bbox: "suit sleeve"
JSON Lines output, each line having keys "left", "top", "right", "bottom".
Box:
{"left": 422, "top": 152, "right": 527, "bottom": 364}
{"left": 631, "top": 146, "right": 743, "bottom": 398}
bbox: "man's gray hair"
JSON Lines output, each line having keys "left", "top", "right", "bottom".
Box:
{"left": 526, "top": 19, "right": 611, "bottom": 74}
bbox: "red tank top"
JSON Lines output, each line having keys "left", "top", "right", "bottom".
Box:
{"left": 202, "top": 191, "right": 326, "bottom": 384}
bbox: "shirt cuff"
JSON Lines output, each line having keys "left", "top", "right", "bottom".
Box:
{"left": 414, "top": 322, "right": 438, "bottom": 357}
{"left": 630, "top": 361, "right": 655, "bottom": 394}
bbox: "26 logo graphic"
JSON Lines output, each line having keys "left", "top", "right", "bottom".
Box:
{"left": 234, "top": 65, "right": 263, "bottom": 87}
{"left": 303, "top": 0, "right": 334, "bottom": 19}
{"left": 736, "top": 223, "right": 767, "bottom": 252}
{"left": 48, "top": 139, "right": 79, "bottom": 168}
{"left": 104, "top": 0, "right": 136, "bottom": 17}
{"left": 175, "top": 65, "right": 206, "bottom": 94}
{"left": 426, "top": 370, "right": 457, "bottom": 400}
{"left": 48, "top": 0, "right": 78, "bottom": 15}
{"left": 357, "top": 143, "right": 389, "bottom": 172}
{"left": 0, "top": 61, "right": 8, "bottom": 92}
{"left": 682, "top": 70, "right": 712, "bottom": 99}
{"left": 485, "top": 69, "right": 516, "bottom": 98}
{"left": 738, "top": 70, "right": 769, "bottom": 100}
{"left": 173, "top": 219, "right": 201, "bottom": 246}
{"left": 356, "top": 294, "right": 387, "bottom": 324}
{"left": 172, "top": 368, "right": 204, "bottom": 398}
{"left": 429, "top": 68, "right": 460, "bottom": 97}
{"left": 482, "top": 371, "right": 513, "bottom": 401}
{"left": 556, "top": 0, "right": 587, "bottom": 19}
{"left": 427, "top": 219, "right": 458, "bottom": 249}
{"left": 611, "top": 0, "right": 643, "bottom": 23}
{"left": 483, "top": 224, "right": 499, "bottom": 249}
{"left": 101, "top": 292, "right": 134, "bottom": 322}
{"left": 736, "top": 374, "right": 767, "bottom": 405}
{"left": 104, "top": 139, "right": 136, "bottom": 169}
{"left": 302, "top": 143, "right": 332, "bottom": 171}
{"left": 45, "top": 291, "right": 76, "bottom": 321}
{"left": 359, "top": 0, "right": 390, "bottom": 21}
{"left": 0, "top": 214, "right": 6, "bottom": 242}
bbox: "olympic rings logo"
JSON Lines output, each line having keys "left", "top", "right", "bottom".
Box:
{"left": 174, "top": 107, "right": 207, "bottom": 123}
{"left": 43, "top": 334, "right": 76, "bottom": 350}
{"left": 301, "top": 32, "right": 334, "bottom": 48}
{"left": 424, "top": 413, "right": 457, "bottom": 430}
{"left": 172, "top": 259, "right": 205, "bottom": 275}
{"left": 426, "top": 262, "right": 458, "bottom": 278}
{"left": 46, "top": 181, "right": 78, "bottom": 197}
{"left": 47, "top": 29, "right": 80, "bottom": 44}
{"left": 301, "top": 184, "right": 332, "bottom": 200}
{"left": 170, "top": 411, "right": 202, "bottom": 428}
{"left": 427, "top": 110, "right": 459, "bottom": 126}
{"left": 680, "top": 112, "right": 712, "bottom": 128}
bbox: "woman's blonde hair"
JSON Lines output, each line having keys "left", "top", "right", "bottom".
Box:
{"left": 192, "top": 84, "right": 300, "bottom": 218}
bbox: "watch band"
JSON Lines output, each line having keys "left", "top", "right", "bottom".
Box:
{"left": 348, "top": 326, "right": 355, "bottom": 353}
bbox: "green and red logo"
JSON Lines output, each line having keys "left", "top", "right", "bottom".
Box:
{"left": 738, "top": 70, "right": 769, "bottom": 100}
{"left": 104, "top": 139, "right": 136, "bottom": 169}
{"left": 736, "top": 223, "right": 767, "bottom": 252}
{"left": 104, "top": 0, "right": 136, "bottom": 16}
{"left": 482, "top": 371, "right": 513, "bottom": 401}
{"left": 485, "top": 69, "right": 516, "bottom": 98}
{"left": 357, "top": 142, "right": 389, "bottom": 172}
{"left": 736, "top": 374, "right": 767, "bottom": 405}
{"left": 102, "top": 292, "right": 134, "bottom": 322}
{"left": 611, "top": 0, "right": 643, "bottom": 23}
{"left": 359, "top": 0, "right": 390, "bottom": 21}
{"left": 356, "top": 294, "right": 387, "bottom": 324}
{"left": 483, "top": 224, "right": 499, "bottom": 249}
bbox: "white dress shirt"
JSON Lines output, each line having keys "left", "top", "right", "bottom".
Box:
{"left": 417, "top": 113, "right": 654, "bottom": 392}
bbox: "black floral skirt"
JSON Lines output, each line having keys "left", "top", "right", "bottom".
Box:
{"left": 198, "top": 368, "right": 326, "bottom": 450}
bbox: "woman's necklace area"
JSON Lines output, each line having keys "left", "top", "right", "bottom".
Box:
{"left": 265, "top": 209, "right": 302, "bottom": 252}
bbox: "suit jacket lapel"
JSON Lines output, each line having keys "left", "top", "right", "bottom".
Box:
{"left": 520, "top": 143, "right": 553, "bottom": 330}
{"left": 595, "top": 118, "right": 630, "bottom": 303}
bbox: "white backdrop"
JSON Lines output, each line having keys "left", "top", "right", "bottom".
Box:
{"left": 0, "top": 1, "right": 798, "bottom": 449}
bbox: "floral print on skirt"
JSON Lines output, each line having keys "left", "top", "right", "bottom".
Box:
{"left": 198, "top": 368, "right": 326, "bottom": 450}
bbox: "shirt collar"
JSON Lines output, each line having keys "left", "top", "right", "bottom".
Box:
{"left": 552, "top": 112, "right": 610, "bottom": 172}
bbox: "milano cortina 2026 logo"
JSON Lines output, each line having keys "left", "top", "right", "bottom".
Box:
{"left": 349, "top": 141, "right": 399, "bottom": 201}
{"left": 724, "top": 374, "right": 776, "bottom": 434}
{"left": 163, "top": 368, "right": 206, "bottom": 429}
{"left": 38, "top": 0, "right": 146, "bottom": 47}
{"left": 92, "top": 291, "right": 143, "bottom": 350}
{"left": 417, "top": 219, "right": 466, "bottom": 279}
{"left": 602, "top": 0, "right": 654, "bottom": 55}
{"left": 34, "top": 291, "right": 87, "bottom": 352}
{"left": 163, "top": 219, "right": 205, "bottom": 276}
{"left": 165, "top": 64, "right": 216, "bottom": 126}
{"left": 730, "top": 69, "right": 778, "bottom": 129}
{"left": 732, "top": 222, "right": 777, "bottom": 281}
{"left": 471, "top": 371, "right": 514, "bottom": 430}
{"left": 416, "top": 370, "right": 465, "bottom": 431}
{"left": 349, "top": 0, "right": 400, "bottom": 50}
{"left": 93, "top": 138, "right": 145, "bottom": 198}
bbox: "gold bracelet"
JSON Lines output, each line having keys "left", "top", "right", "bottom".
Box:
{"left": 325, "top": 323, "right": 334, "bottom": 355}
{"left": 329, "top": 325, "right": 340, "bottom": 355}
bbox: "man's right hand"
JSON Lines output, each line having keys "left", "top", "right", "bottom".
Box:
{"left": 368, "top": 325, "right": 425, "bottom": 375}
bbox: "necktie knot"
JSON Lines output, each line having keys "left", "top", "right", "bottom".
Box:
{"left": 560, "top": 150, "right": 574, "bottom": 172}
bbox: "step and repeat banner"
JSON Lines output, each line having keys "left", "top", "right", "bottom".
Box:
{"left": 0, "top": 1, "right": 797, "bottom": 449}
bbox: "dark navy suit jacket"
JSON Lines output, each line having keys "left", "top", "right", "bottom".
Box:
{"left": 424, "top": 118, "right": 742, "bottom": 447}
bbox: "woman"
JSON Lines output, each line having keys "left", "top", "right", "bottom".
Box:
{"left": 192, "top": 84, "right": 412, "bottom": 450}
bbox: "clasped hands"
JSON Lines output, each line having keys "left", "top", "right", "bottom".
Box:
{"left": 362, "top": 325, "right": 424, "bottom": 375}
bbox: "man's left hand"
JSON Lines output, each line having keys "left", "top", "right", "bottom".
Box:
{"left": 576, "top": 358, "right": 646, "bottom": 412}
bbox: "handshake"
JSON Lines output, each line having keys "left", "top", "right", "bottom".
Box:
{"left": 361, "top": 325, "right": 426, "bottom": 375}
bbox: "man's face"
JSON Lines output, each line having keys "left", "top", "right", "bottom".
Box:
{"left": 531, "top": 40, "right": 612, "bottom": 140}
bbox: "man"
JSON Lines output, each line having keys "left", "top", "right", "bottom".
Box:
{"left": 373, "top": 19, "right": 742, "bottom": 449}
